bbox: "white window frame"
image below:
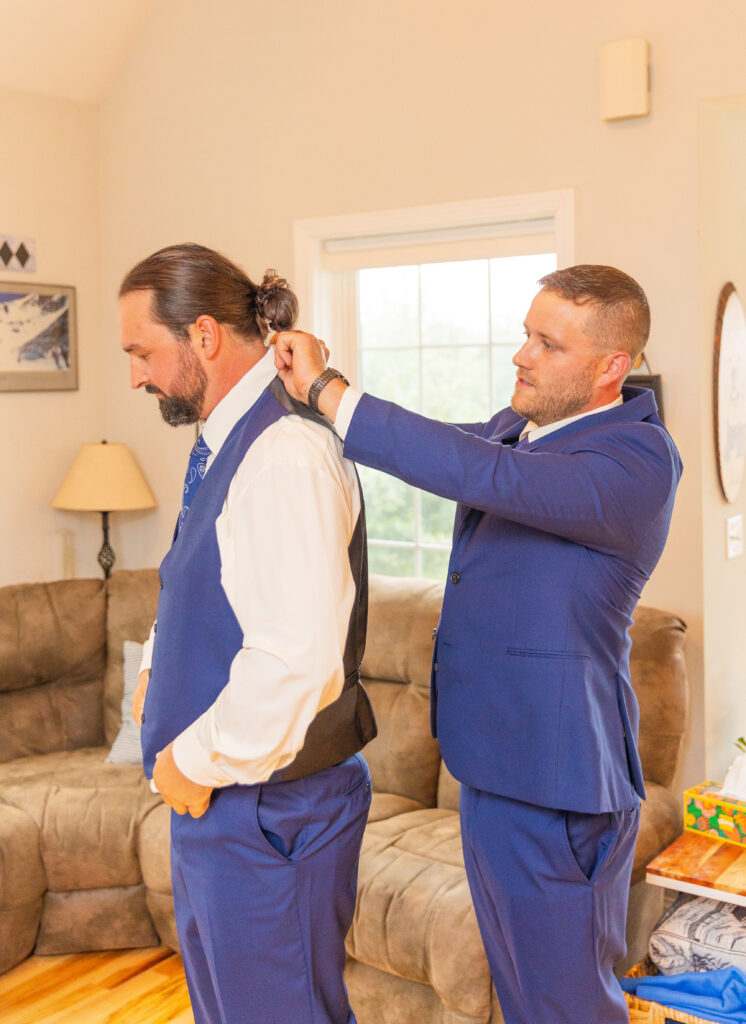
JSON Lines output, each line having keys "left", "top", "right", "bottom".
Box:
{"left": 293, "top": 189, "right": 575, "bottom": 379}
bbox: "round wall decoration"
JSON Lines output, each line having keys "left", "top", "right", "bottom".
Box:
{"left": 714, "top": 282, "right": 746, "bottom": 503}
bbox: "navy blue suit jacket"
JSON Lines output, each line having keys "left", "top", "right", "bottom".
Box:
{"left": 344, "top": 385, "right": 682, "bottom": 814}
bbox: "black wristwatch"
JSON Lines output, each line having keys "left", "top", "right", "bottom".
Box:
{"left": 307, "top": 368, "right": 349, "bottom": 414}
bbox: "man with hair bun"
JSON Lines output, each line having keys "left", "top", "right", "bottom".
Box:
{"left": 273, "top": 264, "right": 682, "bottom": 1024}
{"left": 119, "top": 242, "right": 376, "bottom": 1024}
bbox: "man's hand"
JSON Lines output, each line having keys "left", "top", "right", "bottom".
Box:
{"left": 132, "top": 669, "right": 149, "bottom": 727}
{"left": 271, "top": 331, "right": 329, "bottom": 403}
{"left": 153, "top": 742, "right": 212, "bottom": 818}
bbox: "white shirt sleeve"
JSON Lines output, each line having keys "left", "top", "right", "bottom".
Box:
{"left": 171, "top": 417, "right": 359, "bottom": 787}
{"left": 334, "top": 386, "right": 364, "bottom": 441}
{"left": 138, "top": 621, "right": 156, "bottom": 675}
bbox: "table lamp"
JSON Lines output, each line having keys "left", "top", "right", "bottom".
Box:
{"left": 51, "top": 440, "right": 157, "bottom": 578}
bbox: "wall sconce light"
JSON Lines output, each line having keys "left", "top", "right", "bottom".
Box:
{"left": 51, "top": 440, "right": 156, "bottom": 578}
{"left": 600, "top": 38, "right": 650, "bottom": 122}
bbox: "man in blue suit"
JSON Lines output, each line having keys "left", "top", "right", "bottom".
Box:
{"left": 274, "top": 265, "right": 682, "bottom": 1024}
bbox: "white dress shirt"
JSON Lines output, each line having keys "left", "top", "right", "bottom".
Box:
{"left": 335, "top": 387, "right": 623, "bottom": 443}
{"left": 140, "top": 348, "right": 360, "bottom": 787}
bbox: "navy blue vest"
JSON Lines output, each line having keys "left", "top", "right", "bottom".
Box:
{"left": 141, "top": 379, "right": 375, "bottom": 783}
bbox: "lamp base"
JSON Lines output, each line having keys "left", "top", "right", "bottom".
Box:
{"left": 98, "top": 510, "right": 116, "bottom": 579}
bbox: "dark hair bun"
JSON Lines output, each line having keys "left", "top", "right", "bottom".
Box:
{"left": 255, "top": 270, "right": 298, "bottom": 332}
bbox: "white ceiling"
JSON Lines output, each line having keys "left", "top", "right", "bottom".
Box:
{"left": 0, "top": 0, "right": 157, "bottom": 104}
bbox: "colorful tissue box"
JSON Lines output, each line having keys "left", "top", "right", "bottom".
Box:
{"left": 684, "top": 781, "right": 746, "bottom": 848}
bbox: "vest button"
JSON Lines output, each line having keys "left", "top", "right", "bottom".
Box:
{"left": 450, "top": 571, "right": 461, "bottom": 584}
{"left": 432, "top": 627, "right": 437, "bottom": 640}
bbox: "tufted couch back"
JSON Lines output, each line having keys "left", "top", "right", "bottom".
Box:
{"left": 0, "top": 571, "right": 687, "bottom": 803}
{"left": 0, "top": 579, "right": 106, "bottom": 762}
{"left": 361, "top": 575, "right": 442, "bottom": 807}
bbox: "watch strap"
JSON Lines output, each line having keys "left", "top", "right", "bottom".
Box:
{"left": 308, "top": 368, "right": 349, "bottom": 414}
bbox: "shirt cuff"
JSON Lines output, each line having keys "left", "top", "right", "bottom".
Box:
{"left": 334, "top": 386, "right": 363, "bottom": 440}
{"left": 172, "top": 724, "right": 234, "bottom": 788}
{"left": 138, "top": 622, "right": 156, "bottom": 675}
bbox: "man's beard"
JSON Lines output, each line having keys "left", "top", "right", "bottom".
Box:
{"left": 510, "top": 365, "right": 596, "bottom": 426}
{"left": 147, "top": 344, "right": 207, "bottom": 426}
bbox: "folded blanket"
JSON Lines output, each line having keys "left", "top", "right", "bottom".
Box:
{"left": 620, "top": 968, "right": 746, "bottom": 1023}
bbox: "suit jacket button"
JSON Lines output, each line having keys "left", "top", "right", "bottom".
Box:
{"left": 450, "top": 571, "right": 461, "bottom": 584}
{"left": 433, "top": 662, "right": 439, "bottom": 672}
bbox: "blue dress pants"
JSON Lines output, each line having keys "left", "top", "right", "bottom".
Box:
{"left": 460, "top": 785, "right": 640, "bottom": 1024}
{"left": 170, "top": 754, "right": 372, "bottom": 1024}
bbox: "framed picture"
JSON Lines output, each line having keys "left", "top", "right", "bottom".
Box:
{"left": 0, "top": 282, "right": 78, "bottom": 391}
{"left": 713, "top": 282, "right": 746, "bottom": 503}
{"left": 628, "top": 372, "right": 665, "bottom": 424}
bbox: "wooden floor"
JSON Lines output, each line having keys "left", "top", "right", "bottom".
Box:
{"left": 0, "top": 946, "right": 656, "bottom": 1022}
{"left": 0, "top": 947, "right": 194, "bottom": 1024}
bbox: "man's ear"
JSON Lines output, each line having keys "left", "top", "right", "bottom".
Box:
{"left": 190, "top": 315, "right": 221, "bottom": 360}
{"left": 600, "top": 350, "right": 631, "bottom": 387}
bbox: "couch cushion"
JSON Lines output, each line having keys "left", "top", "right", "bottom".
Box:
{"left": 436, "top": 761, "right": 460, "bottom": 811}
{"left": 104, "top": 569, "right": 160, "bottom": 745}
{"left": 0, "top": 803, "right": 46, "bottom": 974}
{"left": 35, "top": 885, "right": 159, "bottom": 954}
{"left": 0, "top": 747, "right": 137, "bottom": 786}
{"left": 632, "top": 780, "right": 681, "bottom": 884}
{"left": 0, "top": 748, "right": 159, "bottom": 891}
{"left": 630, "top": 606, "right": 687, "bottom": 790}
{"left": 361, "top": 576, "right": 443, "bottom": 808}
{"left": 348, "top": 808, "right": 492, "bottom": 1020}
{"left": 369, "top": 793, "right": 426, "bottom": 823}
{"left": 0, "top": 579, "right": 106, "bottom": 762}
{"left": 0, "top": 579, "right": 105, "bottom": 694}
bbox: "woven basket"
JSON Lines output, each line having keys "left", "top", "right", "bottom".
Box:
{"left": 624, "top": 959, "right": 722, "bottom": 1023}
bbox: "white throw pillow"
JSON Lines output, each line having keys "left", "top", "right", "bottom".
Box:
{"left": 105, "top": 640, "right": 144, "bottom": 765}
{"left": 649, "top": 892, "right": 746, "bottom": 974}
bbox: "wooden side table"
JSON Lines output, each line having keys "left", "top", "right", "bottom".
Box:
{"left": 646, "top": 830, "right": 746, "bottom": 907}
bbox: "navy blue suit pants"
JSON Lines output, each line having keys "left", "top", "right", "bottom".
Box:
{"left": 170, "top": 754, "right": 371, "bottom": 1024}
{"left": 460, "top": 785, "right": 640, "bottom": 1023}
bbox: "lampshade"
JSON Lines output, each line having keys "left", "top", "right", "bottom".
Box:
{"left": 51, "top": 442, "right": 156, "bottom": 512}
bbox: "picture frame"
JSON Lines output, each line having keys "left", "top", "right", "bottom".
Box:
{"left": 628, "top": 372, "right": 665, "bottom": 424}
{"left": 0, "top": 282, "right": 78, "bottom": 391}
{"left": 713, "top": 282, "right": 746, "bottom": 503}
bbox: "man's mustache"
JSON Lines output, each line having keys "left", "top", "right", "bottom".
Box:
{"left": 145, "top": 384, "right": 166, "bottom": 397}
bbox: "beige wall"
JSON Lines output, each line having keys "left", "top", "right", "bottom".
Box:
{"left": 8, "top": 0, "right": 746, "bottom": 783}
{"left": 698, "top": 97, "right": 746, "bottom": 780}
{"left": 0, "top": 86, "right": 104, "bottom": 583}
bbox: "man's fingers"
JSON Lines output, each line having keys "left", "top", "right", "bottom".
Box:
{"left": 189, "top": 799, "right": 210, "bottom": 819}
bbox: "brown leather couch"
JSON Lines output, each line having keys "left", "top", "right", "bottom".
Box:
{"left": 0, "top": 570, "right": 687, "bottom": 1023}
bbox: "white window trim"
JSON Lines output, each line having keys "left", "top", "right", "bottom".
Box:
{"left": 293, "top": 188, "right": 575, "bottom": 343}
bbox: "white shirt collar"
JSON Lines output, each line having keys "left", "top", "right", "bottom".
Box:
{"left": 201, "top": 346, "right": 277, "bottom": 457}
{"left": 521, "top": 395, "right": 624, "bottom": 443}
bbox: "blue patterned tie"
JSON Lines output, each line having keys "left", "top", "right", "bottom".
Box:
{"left": 177, "top": 434, "right": 211, "bottom": 536}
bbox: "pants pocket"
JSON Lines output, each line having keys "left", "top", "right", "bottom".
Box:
{"left": 564, "top": 809, "right": 621, "bottom": 884}
{"left": 254, "top": 784, "right": 306, "bottom": 863}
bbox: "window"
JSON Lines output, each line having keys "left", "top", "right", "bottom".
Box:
{"left": 357, "top": 253, "right": 557, "bottom": 577}
{"left": 294, "top": 192, "right": 573, "bottom": 580}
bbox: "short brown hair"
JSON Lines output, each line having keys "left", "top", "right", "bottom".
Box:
{"left": 119, "top": 242, "right": 298, "bottom": 343}
{"left": 538, "top": 264, "right": 650, "bottom": 361}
